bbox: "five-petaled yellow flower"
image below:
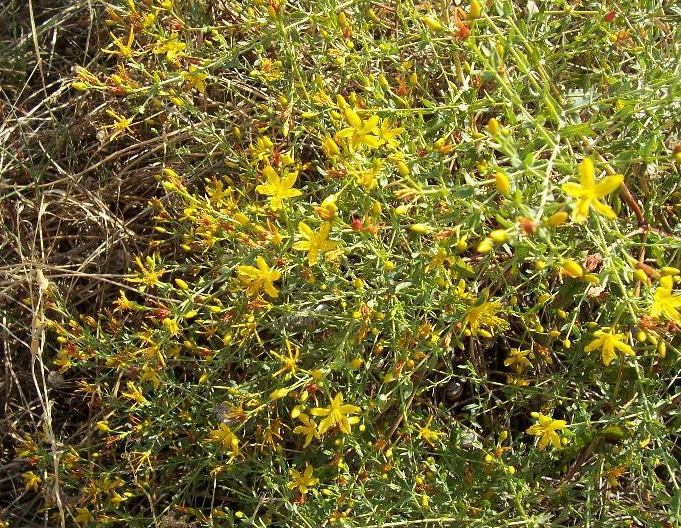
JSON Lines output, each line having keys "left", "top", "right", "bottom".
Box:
{"left": 105, "top": 109, "right": 134, "bottom": 141}
{"left": 293, "top": 414, "right": 320, "bottom": 447}
{"left": 237, "top": 256, "right": 281, "bottom": 298}
{"left": 418, "top": 416, "right": 445, "bottom": 447}
{"left": 526, "top": 412, "right": 567, "bottom": 450}
{"left": 22, "top": 471, "right": 42, "bottom": 492}
{"left": 463, "top": 301, "right": 507, "bottom": 337}
{"left": 271, "top": 339, "right": 300, "bottom": 379}
{"left": 337, "top": 107, "right": 382, "bottom": 151}
{"left": 584, "top": 329, "right": 635, "bottom": 366}
{"left": 102, "top": 28, "right": 137, "bottom": 59}
{"left": 562, "top": 157, "right": 623, "bottom": 222}
{"left": 649, "top": 276, "right": 681, "bottom": 323}
{"left": 293, "top": 221, "right": 339, "bottom": 266}
{"left": 256, "top": 165, "right": 303, "bottom": 210}
{"left": 208, "top": 423, "right": 239, "bottom": 455}
{"left": 287, "top": 463, "right": 319, "bottom": 495}
{"left": 311, "top": 393, "right": 361, "bottom": 435}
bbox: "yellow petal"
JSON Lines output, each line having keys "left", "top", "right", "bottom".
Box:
{"left": 262, "top": 165, "right": 278, "bottom": 184}
{"left": 591, "top": 199, "right": 617, "bottom": 219}
{"left": 594, "top": 174, "right": 623, "bottom": 197}
{"left": 263, "top": 282, "right": 279, "bottom": 298}
{"left": 343, "top": 107, "right": 362, "bottom": 129}
{"left": 293, "top": 241, "right": 311, "bottom": 251}
{"left": 562, "top": 182, "right": 584, "bottom": 197}
{"left": 298, "top": 221, "right": 314, "bottom": 239}
{"left": 363, "top": 135, "right": 382, "bottom": 148}
{"left": 282, "top": 171, "right": 299, "bottom": 189}
{"left": 364, "top": 115, "right": 380, "bottom": 132}
{"left": 573, "top": 197, "right": 592, "bottom": 223}
{"left": 578, "top": 157, "right": 595, "bottom": 187}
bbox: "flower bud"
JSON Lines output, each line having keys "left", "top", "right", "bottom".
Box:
{"left": 560, "top": 259, "right": 583, "bottom": 278}
{"left": 494, "top": 171, "right": 511, "bottom": 195}
{"left": 547, "top": 211, "right": 569, "bottom": 227}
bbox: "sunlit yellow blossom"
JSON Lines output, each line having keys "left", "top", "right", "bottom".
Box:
{"left": 181, "top": 65, "right": 208, "bottom": 94}
{"left": 293, "top": 414, "right": 320, "bottom": 447}
{"left": 649, "top": 276, "right": 681, "bottom": 323}
{"left": 377, "top": 119, "right": 405, "bottom": 149}
{"left": 75, "top": 508, "right": 93, "bottom": 526}
{"left": 349, "top": 159, "right": 383, "bottom": 190}
{"left": 22, "top": 471, "right": 41, "bottom": 492}
{"left": 562, "top": 158, "right": 623, "bottom": 222}
{"left": 526, "top": 412, "right": 567, "bottom": 450}
{"left": 311, "top": 393, "right": 361, "bottom": 435}
{"left": 584, "top": 329, "right": 635, "bottom": 366}
{"left": 121, "top": 381, "right": 148, "bottom": 405}
{"left": 206, "top": 179, "right": 233, "bottom": 209}
{"left": 126, "top": 255, "right": 166, "bottom": 290}
{"left": 256, "top": 165, "right": 303, "bottom": 210}
{"left": 293, "top": 221, "right": 339, "bottom": 266}
{"left": 504, "top": 349, "right": 533, "bottom": 372}
{"left": 162, "top": 317, "right": 180, "bottom": 336}
{"left": 322, "top": 136, "right": 340, "bottom": 158}
{"left": 250, "top": 136, "right": 274, "bottom": 164}
{"left": 154, "top": 34, "right": 186, "bottom": 62}
{"left": 463, "top": 301, "right": 507, "bottom": 337}
{"left": 418, "top": 416, "right": 444, "bottom": 447}
{"left": 113, "top": 290, "right": 137, "bottom": 311}
{"left": 337, "top": 107, "right": 382, "bottom": 151}
{"left": 208, "top": 423, "right": 239, "bottom": 455}
{"left": 102, "top": 28, "right": 137, "bottom": 59}
{"left": 287, "top": 463, "right": 318, "bottom": 495}
{"left": 237, "top": 256, "right": 281, "bottom": 298}
{"left": 105, "top": 109, "right": 134, "bottom": 141}
{"left": 252, "top": 58, "right": 283, "bottom": 82}
{"left": 316, "top": 194, "right": 338, "bottom": 220}
{"left": 270, "top": 340, "right": 299, "bottom": 379}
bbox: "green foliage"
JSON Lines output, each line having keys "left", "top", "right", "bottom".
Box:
{"left": 3, "top": 0, "right": 681, "bottom": 526}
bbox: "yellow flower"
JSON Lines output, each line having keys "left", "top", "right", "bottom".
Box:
{"left": 270, "top": 339, "right": 300, "bottom": 379}
{"left": 562, "top": 158, "right": 623, "bottom": 222}
{"left": 584, "top": 330, "right": 635, "bottom": 366}
{"left": 293, "top": 414, "right": 320, "bottom": 447}
{"left": 560, "top": 259, "right": 583, "bottom": 278}
{"left": 463, "top": 301, "right": 507, "bottom": 337}
{"left": 75, "top": 507, "right": 93, "bottom": 526}
{"left": 105, "top": 109, "right": 134, "bottom": 141}
{"left": 336, "top": 107, "right": 382, "bottom": 151}
{"left": 322, "top": 136, "right": 340, "bottom": 158}
{"left": 311, "top": 393, "right": 361, "bottom": 435}
{"left": 126, "top": 255, "right": 166, "bottom": 290}
{"left": 102, "top": 28, "right": 137, "bottom": 59}
{"left": 121, "top": 381, "right": 148, "bottom": 405}
{"left": 22, "top": 471, "right": 41, "bottom": 492}
{"left": 293, "top": 221, "right": 339, "bottom": 266}
{"left": 162, "top": 317, "right": 180, "bottom": 336}
{"left": 208, "top": 423, "right": 239, "bottom": 455}
{"left": 316, "top": 194, "right": 338, "bottom": 220}
{"left": 287, "top": 463, "right": 319, "bottom": 495}
{"left": 256, "top": 165, "right": 303, "bottom": 210}
{"left": 154, "top": 34, "right": 186, "bottom": 62}
{"left": 237, "top": 256, "right": 281, "bottom": 298}
{"left": 504, "top": 349, "right": 533, "bottom": 373}
{"left": 526, "top": 412, "right": 567, "bottom": 450}
{"left": 181, "top": 65, "right": 208, "bottom": 94}
{"left": 113, "top": 290, "right": 137, "bottom": 311}
{"left": 377, "top": 119, "right": 405, "bottom": 149}
{"left": 349, "top": 160, "right": 383, "bottom": 190}
{"left": 418, "top": 416, "right": 444, "bottom": 447}
{"left": 649, "top": 276, "right": 681, "bottom": 323}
